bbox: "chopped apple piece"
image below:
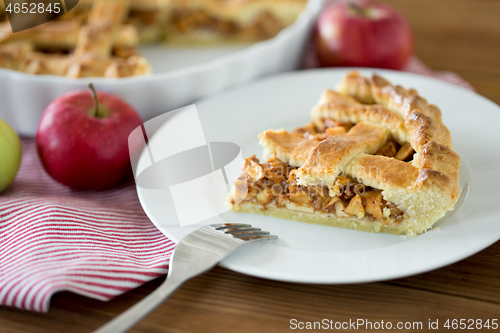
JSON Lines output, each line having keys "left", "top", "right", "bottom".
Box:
{"left": 362, "top": 191, "right": 384, "bottom": 219}
{"left": 325, "top": 126, "right": 347, "bottom": 138}
{"left": 285, "top": 202, "right": 315, "bottom": 214}
{"left": 290, "top": 189, "right": 310, "bottom": 205}
{"left": 383, "top": 207, "right": 391, "bottom": 218}
{"left": 257, "top": 188, "right": 274, "bottom": 205}
{"left": 395, "top": 143, "right": 415, "bottom": 161}
{"left": 288, "top": 168, "right": 296, "bottom": 178}
{"left": 323, "top": 119, "right": 353, "bottom": 132}
{"left": 243, "top": 156, "right": 264, "bottom": 181}
{"left": 232, "top": 178, "right": 248, "bottom": 202}
{"left": 244, "top": 186, "right": 259, "bottom": 201}
{"left": 276, "top": 194, "right": 288, "bottom": 207}
{"left": 344, "top": 195, "right": 365, "bottom": 219}
{"left": 334, "top": 200, "right": 349, "bottom": 218}
{"left": 307, "top": 133, "right": 327, "bottom": 141}
{"left": 376, "top": 141, "right": 397, "bottom": 157}
{"left": 323, "top": 196, "right": 340, "bottom": 211}
{"left": 331, "top": 175, "right": 351, "bottom": 196}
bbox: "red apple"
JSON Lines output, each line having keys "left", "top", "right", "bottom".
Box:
{"left": 36, "top": 85, "right": 142, "bottom": 190}
{"left": 316, "top": 0, "right": 413, "bottom": 70}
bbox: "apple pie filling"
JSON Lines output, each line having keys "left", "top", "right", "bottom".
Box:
{"left": 170, "top": 9, "right": 285, "bottom": 39}
{"left": 230, "top": 155, "right": 406, "bottom": 222}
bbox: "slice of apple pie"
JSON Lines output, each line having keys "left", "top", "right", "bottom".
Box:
{"left": 228, "top": 71, "right": 460, "bottom": 236}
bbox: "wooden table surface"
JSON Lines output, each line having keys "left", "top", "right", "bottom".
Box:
{"left": 1, "top": 0, "right": 499, "bottom": 332}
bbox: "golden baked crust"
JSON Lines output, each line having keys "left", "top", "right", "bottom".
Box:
{"left": 337, "top": 71, "right": 460, "bottom": 206}
{"left": 0, "top": 0, "right": 151, "bottom": 78}
{"left": 229, "top": 72, "right": 461, "bottom": 236}
{"left": 311, "top": 90, "right": 410, "bottom": 144}
{"left": 338, "top": 71, "right": 453, "bottom": 151}
{"left": 0, "top": 42, "right": 150, "bottom": 77}
{"left": 0, "top": 21, "right": 138, "bottom": 50}
{"left": 259, "top": 129, "right": 319, "bottom": 167}
{"left": 295, "top": 122, "right": 390, "bottom": 186}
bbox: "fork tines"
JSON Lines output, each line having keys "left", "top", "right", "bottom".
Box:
{"left": 211, "top": 223, "right": 277, "bottom": 241}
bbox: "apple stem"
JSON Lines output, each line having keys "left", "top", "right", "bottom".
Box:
{"left": 348, "top": 3, "right": 365, "bottom": 16}
{"left": 88, "top": 83, "right": 100, "bottom": 118}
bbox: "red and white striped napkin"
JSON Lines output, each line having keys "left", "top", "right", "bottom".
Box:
{"left": 0, "top": 60, "right": 473, "bottom": 313}
{"left": 0, "top": 141, "right": 174, "bottom": 312}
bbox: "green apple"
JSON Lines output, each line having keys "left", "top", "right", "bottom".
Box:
{"left": 0, "top": 118, "right": 22, "bottom": 193}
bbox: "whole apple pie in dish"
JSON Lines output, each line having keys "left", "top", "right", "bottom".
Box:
{"left": 228, "top": 72, "right": 460, "bottom": 236}
{"left": 0, "top": 0, "right": 306, "bottom": 77}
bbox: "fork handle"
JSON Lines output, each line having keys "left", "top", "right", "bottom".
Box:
{"left": 93, "top": 275, "right": 185, "bottom": 333}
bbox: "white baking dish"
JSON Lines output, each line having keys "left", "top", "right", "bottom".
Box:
{"left": 0, "top": 0, "right": 322, "bottom": 136}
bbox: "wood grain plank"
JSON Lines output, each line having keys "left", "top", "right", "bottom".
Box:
{"left": 386, "top": 240, "right": 500, "bottom": 303}
{"left": 379, "top": 0, "right": 500, "bottom": 105}
{"left": 1, "top": 239, "right": 500, "bottom": 333}
{"left": 379, "top": 0, "right": 500, "bottom": 77}
{"left": 465, "top": 76, "right": 500, "bottom": 105}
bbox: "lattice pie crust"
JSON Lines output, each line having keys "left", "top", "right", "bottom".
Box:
{"left": 228, "top": 72, "right": 460, "bottom": 236}
{"left": 0, "top": 0, "right": 306, "bottom": 77}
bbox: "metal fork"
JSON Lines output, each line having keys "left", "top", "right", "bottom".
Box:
{"left": 94, "top": 223, "right": 277, "bottom": 333}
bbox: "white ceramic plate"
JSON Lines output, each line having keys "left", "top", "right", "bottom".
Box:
{"left": 0, "top": 0, "right": 321, "bottom": 136}
{"left": 137, "top": 68, "right": 500, "bottom": 284}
